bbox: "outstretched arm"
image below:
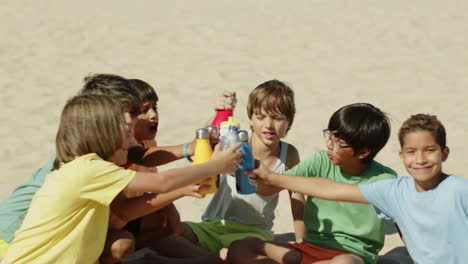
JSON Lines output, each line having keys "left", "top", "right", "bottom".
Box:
{"left": 124, "top": 143, "right": 242, "bottom": 195}
{"left": 127, "top": 141, "right": 195, "bottom": 167}
{"left": 257, "top": 144, "right": 301, "bottom": 196}
{"left": 111, "top": 185, "right": 203, "bottom": 223}
{"left": 252, "top": 168, "right": 369, "bottom": 204}
{"left": 128, "top": 92, "right": 237, "bottom": 167}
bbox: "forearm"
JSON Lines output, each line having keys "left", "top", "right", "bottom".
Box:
{"left": 127, "top": 160, "right": 221, "bottom": 194}
{"left": 256, "top": 182, "right": 283, "bottom": 196}
{"left": 289, "top": 191, "right": 306, "bottom": 239}
{"left": 127, "top": 142, "right": 195, "bottom": 167}
{"left": 113, "top": 191, "right": 184, "bottom": 222}
{"left": 268, "top": 173, "right": 368, "bottom": 204}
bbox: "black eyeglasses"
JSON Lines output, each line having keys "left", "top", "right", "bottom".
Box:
{"left": 323, "top": 129, "right": 351, "bottom": 152}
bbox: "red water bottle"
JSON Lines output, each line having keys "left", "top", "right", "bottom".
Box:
{"left": 211, "top": 109, "right": 233, "bottom": 132}
{"left": 211, "top": 95, "right": 236, "bottom": 132}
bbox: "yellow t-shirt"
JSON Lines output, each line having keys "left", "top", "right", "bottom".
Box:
{"left": 3, "top": 153, "right": 135, "bottom": 264}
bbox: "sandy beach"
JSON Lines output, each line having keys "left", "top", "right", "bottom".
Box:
{"left": 1, "top": 0, "right": 468, "bottom": 262}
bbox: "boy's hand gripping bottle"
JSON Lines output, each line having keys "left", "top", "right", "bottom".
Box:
{"left": 193, "top": 128, "right": 217, "bottom": 194}
{"left": 235, "top": 130, "right": 257, "bottom": 194}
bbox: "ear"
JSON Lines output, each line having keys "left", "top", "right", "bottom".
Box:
{"left": 356, "top": 148, "right": 371, "bottom": 160}
{"left": 442, "top": 146, "right": 449, "bottom": 162}
{"left": 399, "top": 150, "right": 404, "bottom": 161}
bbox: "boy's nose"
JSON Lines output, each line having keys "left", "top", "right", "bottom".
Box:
{"left": 264, "top": 117, "right": 274, "bottom": 127}
{"left": 148, "top": 108, "right": 158, "bottom": 120}
{"left": 415, "top": 152, "right": 427, "bottom": 164}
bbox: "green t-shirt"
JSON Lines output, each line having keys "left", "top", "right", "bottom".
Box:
{"left": 0, "top": 156, "right": 55, "bottom": 243}
{"left": 285, "top": 151, "right": 396, "bottom": 264}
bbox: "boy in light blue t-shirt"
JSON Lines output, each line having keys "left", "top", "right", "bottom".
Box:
{"left": 244, "top": 113, "right": 467, "bottom": 264}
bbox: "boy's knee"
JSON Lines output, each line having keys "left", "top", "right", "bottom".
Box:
{"left": 331, "top": 254, "right": 365, "bottom": 264}
{"left": 229, "top": 236, "right": 263, "bottom": 252}
{"left": 111, "top": 233, "right": 135, "bottom": 260}
{"left": 227, "top": 237, "right": 272, "bottom": 264}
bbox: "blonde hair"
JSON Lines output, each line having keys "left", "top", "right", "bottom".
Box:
{"left": 54, "top": 94, "right": 126, "bottom": 169}
{"left": 247, "top": 80, "right": 296, "bottom": 128}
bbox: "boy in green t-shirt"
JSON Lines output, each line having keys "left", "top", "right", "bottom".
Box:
{"left": 227, "top": 103, "right": 397, "bottom": 264}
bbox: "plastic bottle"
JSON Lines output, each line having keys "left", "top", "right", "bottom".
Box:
{"left": 220, "top": 116, "right": 240, "bottom": 138}
{"left": 235, "top": 130, "right": 257, "bottom": 194}
{"left": 193, "top": 128, "right": 217, "bottom": 194}
{"left": 219, "top": 125, "right": 241, "bottom": 176}
{"left": 220, "top": 125, "right": 240, "bottom": 151}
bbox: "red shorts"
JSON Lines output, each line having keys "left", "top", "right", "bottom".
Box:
{"left": 289, "top": 241, "right": 358, "bottom": 264}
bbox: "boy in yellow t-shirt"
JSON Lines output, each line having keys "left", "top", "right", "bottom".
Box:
{"left": 3, "top": 94, "right": 241, "bottom": 264}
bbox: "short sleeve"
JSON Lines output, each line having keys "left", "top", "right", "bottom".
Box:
{"left": 285, "top": 152, "right": 321, "bottom": 177}
{"left": 78, "top": 157, "right": 135, "bottom": 206}
{"left": 359, "top": 178, "right": 398, "bottom": 219}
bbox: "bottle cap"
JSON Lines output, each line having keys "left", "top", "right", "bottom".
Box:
{"left": 238, "top": 130, "right": 249, "bottom": 141}
{"left": 228, "top": 95, "right": 237, "bottom": 105}
{"left": 228, "top": 125, "right": 239, "bottom": 133}
{"left": 207, "top": 125, "right": 218, "bottom": 136}
{"left": 195, "top": 128, "right": 209, "bottom": 139}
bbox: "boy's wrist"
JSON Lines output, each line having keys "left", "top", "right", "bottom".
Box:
{"left": 266, "top": 172, "right": 279, "bottom": 186}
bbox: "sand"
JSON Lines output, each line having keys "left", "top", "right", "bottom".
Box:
{"left": 2, "top": 0, "right": 467, "bottom": 263}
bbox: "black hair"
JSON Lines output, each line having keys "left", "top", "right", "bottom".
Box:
{"left": 128, "top": 79, "right": 159, "bottom": 104}
{"left": 328, "top": 103, "right": 390, "bottom": 163}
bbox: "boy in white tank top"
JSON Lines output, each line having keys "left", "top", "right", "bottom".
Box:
{"left": 149, "top": 80, "right": 302, "bottom": 263}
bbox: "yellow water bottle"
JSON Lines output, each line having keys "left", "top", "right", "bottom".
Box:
{"left": 193, "top": 128, "right": 217, "bottom": 194}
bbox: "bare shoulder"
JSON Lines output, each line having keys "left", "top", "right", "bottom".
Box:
{"left": 285, "top": 143, "right": 300, "bottom": 170}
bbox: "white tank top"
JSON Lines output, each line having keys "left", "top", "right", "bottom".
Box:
{"left": 202, "top": 141, "right": 289, "bottom": 234}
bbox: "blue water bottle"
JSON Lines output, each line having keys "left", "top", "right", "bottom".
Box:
{"left": 236, "top": 130, "right": 257, "bottom": 194}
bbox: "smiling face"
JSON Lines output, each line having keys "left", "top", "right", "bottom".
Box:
{"left": 399, "top": 130, "right": 449, "bottom": 192}
{"left": 249, "top": 108, "right": 290, "bottom": 147}
{"left": 132, "top": 100, "right": 159, "bottom": 143}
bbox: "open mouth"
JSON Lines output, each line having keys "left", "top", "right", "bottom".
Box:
{"left": 263, "top": 132, "right": 276, "bottom": 140}
{"left": 149, "top": 123, "right": 158, "bottom": 133}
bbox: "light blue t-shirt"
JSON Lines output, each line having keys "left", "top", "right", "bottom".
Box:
{"left": 360, "top": 175, "right": 468, "bottom": 264}
{"left": 0, "top": 156, "right": 55, "bottom": 243}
